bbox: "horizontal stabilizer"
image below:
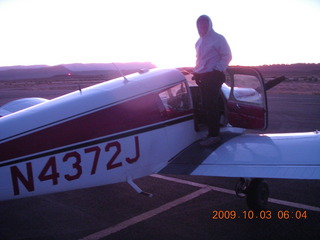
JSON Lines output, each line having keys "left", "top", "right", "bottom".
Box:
{"left": 265, "top": 76, "right": 286, "bottom": 91}
{"left": 0, "top": 98, "right": 48, "bottom": 117}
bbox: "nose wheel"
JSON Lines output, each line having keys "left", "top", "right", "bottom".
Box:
{"left": 235, "top": 178, "right": 269, "bottom": 211}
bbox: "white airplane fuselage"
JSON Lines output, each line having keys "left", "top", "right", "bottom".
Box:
{"left": 1, "top": 68, "right": 319, "bottom": 203}
{"left": 0, "top": 69, "right": 205, "bottom": 201}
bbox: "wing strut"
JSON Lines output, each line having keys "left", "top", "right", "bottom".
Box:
{"left": 127, "top": 179, "right": 153, "bottom": 197}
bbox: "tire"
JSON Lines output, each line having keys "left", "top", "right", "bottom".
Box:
{"left": 246, "top": 179, "right": 269, "bottom": 211}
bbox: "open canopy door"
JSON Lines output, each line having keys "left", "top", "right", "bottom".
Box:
{"left": 225, "top": 67, "right": 268, "bottom": 130}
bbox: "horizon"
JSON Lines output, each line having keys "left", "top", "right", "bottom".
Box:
{"left": 0, "top": 0, "right": 319, "bottom": 68}
{"left": 1, "top": 62, "right": 320, "bottom": 70}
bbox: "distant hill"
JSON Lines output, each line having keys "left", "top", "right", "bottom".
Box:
{"left": 0, "top": 62, "right": 156, "bottom": 81}
{"left": 255, "top": 63, "right": 320, "bottom": 77}
{"left": 1, "top": 63, "right": 319, "bottom": 81}
{"left": 0, "top": 65, "right": 70, "bottom": 81}
{"left": 0, "top": 65, "right": 48, "bottom": 71}
{"left": 62, "top": 62, "right": 156, "bottom": 72}
{"left": 179, "top": 63, "right": 320, "bottom": 78}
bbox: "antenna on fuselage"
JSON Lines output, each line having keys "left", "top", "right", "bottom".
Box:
{"left": 78, "top": 84, "right": 82, "bottom": 95}
{"left": 112, "top": 62, "right": 129, "bottom": 84}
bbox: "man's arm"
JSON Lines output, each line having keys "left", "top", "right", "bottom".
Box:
{"left": 216, "top": 36, "right": 232, "bottom": 71}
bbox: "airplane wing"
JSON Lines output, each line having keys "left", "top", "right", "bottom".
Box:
{"left": 159, "top": 131, "right": 320, "bottom": 180}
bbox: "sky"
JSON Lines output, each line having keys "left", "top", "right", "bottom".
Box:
{"left": 0, "top": 0, "right": 319, "bottom": 68}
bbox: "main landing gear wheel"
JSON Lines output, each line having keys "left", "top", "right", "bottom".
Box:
{"left": 235, "top": 178, "right": 269, "bottom": 211}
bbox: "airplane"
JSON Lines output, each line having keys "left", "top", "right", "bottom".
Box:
{"left": 0, "top": 66, "right": 319, "bottom": 211}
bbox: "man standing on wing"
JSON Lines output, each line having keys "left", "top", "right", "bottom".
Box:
{"left": 193, "top": 15, "right": 232, "bottom": 147}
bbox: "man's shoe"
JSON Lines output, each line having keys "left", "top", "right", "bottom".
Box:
{"left": 199, "top": 137, "right": 221, "bottom": 147}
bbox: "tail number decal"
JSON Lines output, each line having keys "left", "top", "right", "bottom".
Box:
{"left": 10, "top": 136, "right": 140, "bottom": 196}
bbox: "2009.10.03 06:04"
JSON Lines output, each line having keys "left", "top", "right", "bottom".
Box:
{"left": 212, "top": 210, "right": 308, "bottom": 220}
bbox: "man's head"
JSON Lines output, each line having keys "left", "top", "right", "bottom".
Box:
{"left": 197, "top": 15, "right": 211, "bottom": 37}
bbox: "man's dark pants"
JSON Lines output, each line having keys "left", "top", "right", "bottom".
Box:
{"left": 196, "top": 70, "right": 225, "bottom": 137}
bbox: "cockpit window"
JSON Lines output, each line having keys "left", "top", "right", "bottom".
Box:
{"left": 232, "top": 74, "right": 263, "bottom": 104}
{"left": 159, "top": 82, "right": 191, "bottom": 115}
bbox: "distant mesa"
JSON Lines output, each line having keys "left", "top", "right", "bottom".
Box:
{"left": 0, "top": 62, "right": 156, "bottom": 81}
{"left": 0, "top": 62, "right": 319, "bottom": 81}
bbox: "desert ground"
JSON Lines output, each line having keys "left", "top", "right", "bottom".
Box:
{"left": 0, "top": 71, "right": 320, "bottom": 107}
{"left": 0, "top": 77, "right": 104, "bottom": 106}
{"left": 265, "top": 77, "right": 320, "bottom": 95}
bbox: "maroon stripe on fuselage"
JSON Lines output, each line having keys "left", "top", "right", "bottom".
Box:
{"left": 0, "top": 93, "right": 190, "bottom": 162}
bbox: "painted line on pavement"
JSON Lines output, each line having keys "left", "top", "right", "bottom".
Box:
{"left": 152, "top": 174, "right": 235, "bottom": 195}
{"left": 268, "top": 198, "right": 320, "bottom": 212}
{"left": 80, "top": 174, "right": 320, "bottom": 240}
{"left": 151, "top": 174, "right": 320, "bottom": 212}
{"left": 80, "top": 186, "right": 211, "bottom": 240}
